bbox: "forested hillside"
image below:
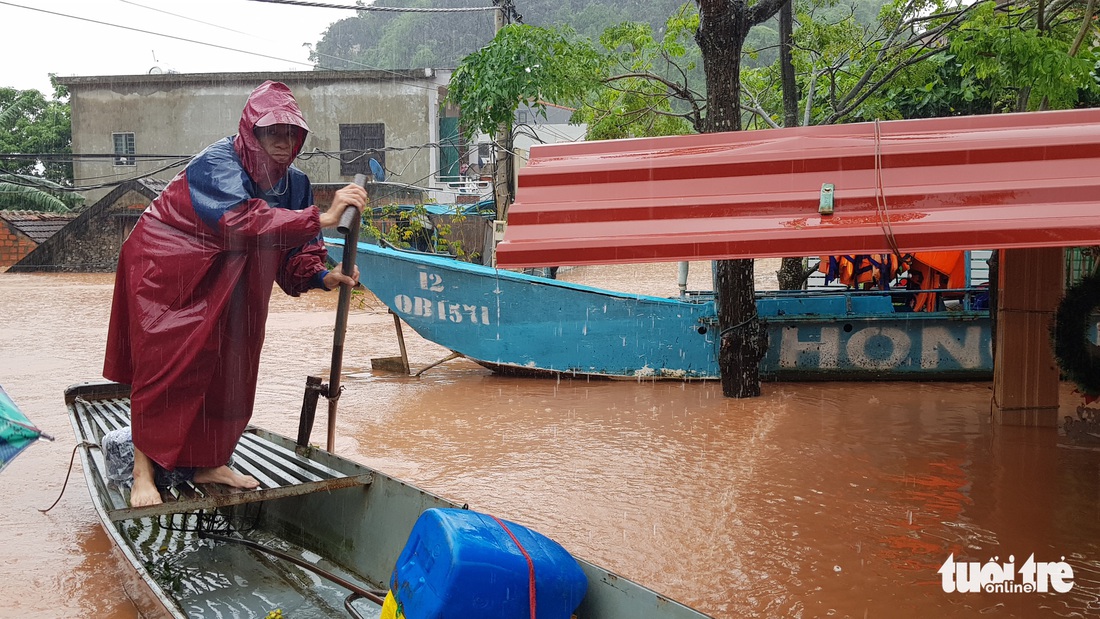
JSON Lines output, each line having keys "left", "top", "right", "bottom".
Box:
{"left": 310, "top": 0, "right": 690, "bottom": 70}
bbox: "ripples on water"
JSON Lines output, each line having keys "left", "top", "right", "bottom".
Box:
{"left": 313, "top": 369, "right": 1099, "bottom": 619}
{"left": 3, "top": 273, "right": 1100, "bottom": 618}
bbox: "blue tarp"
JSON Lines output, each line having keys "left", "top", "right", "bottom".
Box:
{"left": 371, "top": 200, "right": 496, "bottom": 218}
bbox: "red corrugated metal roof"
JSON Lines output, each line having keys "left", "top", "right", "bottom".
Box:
{"left": 496, "top": 109, "right": 1100, "bottom": 267}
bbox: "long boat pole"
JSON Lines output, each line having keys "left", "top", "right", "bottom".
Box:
{"left": 326, "top": 173, "right": 367, "bottom": 452}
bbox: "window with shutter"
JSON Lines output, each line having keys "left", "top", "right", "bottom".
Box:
{"left": 339, "top": 123, "right": 386, "bottom": 177}
{"left": 113, "top": 132, "right": 135, "bottom": 166}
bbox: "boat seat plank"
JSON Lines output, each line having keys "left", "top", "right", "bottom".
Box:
{"left": 70, "top": 393, "right": 373, "bottom": 523}
{"left": 232, "top": 443, "right": 312, "bottom": 488}
{"left": 238, "top": 432, "right": 349, "bottom": 479}
{"left": 106, "top": 472, "right": 374, "bottom": 522}
{"left": 234, "top": 436, "right": 328, "bottom": 484}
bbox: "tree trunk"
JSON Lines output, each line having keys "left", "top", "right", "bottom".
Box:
{"left": 697, "top": 3, "right": 764, "bottom": 397}
{"left": 779, "top": 1, "right": 797, "bottom": 129}
{"left": 776, "top": 2, "right": 808, "bottom": 292}
{"left": 715, "top": 259, "right": 767, "bottom": 397}
{"left": 777, "top": 256, "right": 818, "bottom": 290}
{"left": 697, "top": 4, "right": 744, "bottom": 134}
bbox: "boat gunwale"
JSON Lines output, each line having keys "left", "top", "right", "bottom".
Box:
{"left": 325, "top": 237, "right": 718, "bottom": 308}
{"left": 329, "top": 237, "right": 994, "bottom": 318}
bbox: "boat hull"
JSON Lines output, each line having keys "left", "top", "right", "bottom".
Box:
{"left": 68, "top": 381, "right": 711, "bottom": 619}
{"left": 329, "top": 240, "right": 1002, "bottom": 381}
{"left": 331, "top": 240, "right": 720, "bottom": 379}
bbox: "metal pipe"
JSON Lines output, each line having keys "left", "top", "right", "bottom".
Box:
{"left": 678, "top": 261, "right": 689, "bottom": 297}
{"left": 296, "top": 375, "right": 324, "bottom": 448}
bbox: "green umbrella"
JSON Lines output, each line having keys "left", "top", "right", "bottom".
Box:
{"left": 0, "top": 385, "right": 51, "bottom": 473}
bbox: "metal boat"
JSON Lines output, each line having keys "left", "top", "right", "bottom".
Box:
{"left": 68, "top": 380, "right": 711, "bottom": 619}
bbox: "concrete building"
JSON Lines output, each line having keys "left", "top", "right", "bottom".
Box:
{"left": 449, "top": 102, "right": 587, "bottom": 205}
{"left": 512, "top": 101, "right": 586, "bottom": 152}
{"left": 57, "top": 69, "right": 454, "bottom": 205}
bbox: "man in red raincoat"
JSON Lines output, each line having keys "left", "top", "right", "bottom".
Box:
{"left": 103, "top": 81, "right": 367, "bottom": 507}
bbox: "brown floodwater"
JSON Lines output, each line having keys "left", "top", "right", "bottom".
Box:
{"left": 1, "top": 267, "right": 1099, "bottom": 619}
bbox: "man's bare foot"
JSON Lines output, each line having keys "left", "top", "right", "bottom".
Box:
{"left": 131, "top": 448, "right": 163, "bottom": 507}
{"left": 130, "top": 478, "right": 163, "bottom": 507}
{"left": 193, "top": 465, "right": 260, "bottom": 490}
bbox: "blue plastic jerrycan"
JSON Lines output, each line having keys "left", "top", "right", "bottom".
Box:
{"left": 389, "top": 508, "right": 587, "bottom": 618}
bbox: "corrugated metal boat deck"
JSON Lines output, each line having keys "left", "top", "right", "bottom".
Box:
{"left": 68, "top": 384, "right": 372, "bottom": 522}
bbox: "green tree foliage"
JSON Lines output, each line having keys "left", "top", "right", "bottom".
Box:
{"left": 741, "top": 0, "right": 1100, "bottom": 128}
{"left": 576, "top": 10, "right": 700, "bottom": 139}
{"left": 0, "top": 81, "right": 82, "bottom": 212}
{"left": 446, "top": 24, "right": 603, "bottom": 139}
{"left": 742, "top": 0, "right": 888, "bottom": 69}
{"left": 784, "top": 0, "right": 978, "bottom": 125}
{"left": 949, "top": 1, "right": 1100, "bottom": 112}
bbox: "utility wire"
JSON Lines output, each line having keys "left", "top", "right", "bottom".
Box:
{"left": 0, "top": 0, "right": 449, "bottom": 90}
{"left": 246, "top": 0, "right": 500, "bottom": 13}
{"left": 2, "top": 141, "right": 477, "bottom": 162}
{"left": 0, "top": 1, "right": 319, "bottom": 70}
{"left": 115, "top": 0, "right": 430, "bottom": 81}
{"left": 4, "top": 157, "right": 191, "bottom": 191}
{"left": 118, "top": 0, "right": 252, "bottom": 37}
{"left": 4, "top": 141, "right": 494, "bottom": 191}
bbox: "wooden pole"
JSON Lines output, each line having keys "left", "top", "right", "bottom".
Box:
{"left": 492, "top": 1, "right": 513, "bottom": 225}
{"left": 992, "top": 247, "right": 1064, "bottom": 426}
{"left": 326, "top": 174, "right": 367, "bottom": 451}
{"left": 391, "top": 311, "right": 411, "bottom": 374}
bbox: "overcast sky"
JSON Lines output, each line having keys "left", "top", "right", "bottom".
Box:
{"left": 1, "top": 0, "right": 359, "bottom": 95}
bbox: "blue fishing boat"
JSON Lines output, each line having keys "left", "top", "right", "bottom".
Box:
{"left": 326, "top": 240, "right": 1028, "bottom": 381}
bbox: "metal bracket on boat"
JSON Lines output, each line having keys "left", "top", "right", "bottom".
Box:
{"left": 819, "top": 183, "right": 835, "bottom": 215}
{"left": 414, "top": 352, "right": 465, "bottom": 377}
{"left": 296, "top": 376, "right": 328, "bottom": 448}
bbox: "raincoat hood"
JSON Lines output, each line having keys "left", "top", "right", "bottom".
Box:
{"left": 234, "top": 81, "right": 310, "bottom": 191}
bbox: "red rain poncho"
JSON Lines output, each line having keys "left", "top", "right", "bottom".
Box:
{"left": 104, "top": 81, "right": 329, "bottom": 470}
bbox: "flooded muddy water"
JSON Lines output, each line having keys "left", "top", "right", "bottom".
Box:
{"left": 2, "top": 266, "right": 1099, "bottom": 618}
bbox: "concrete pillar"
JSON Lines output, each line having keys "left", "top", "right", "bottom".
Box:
{"left": 992, "top": 247, "right": 1064, "bottom": 426}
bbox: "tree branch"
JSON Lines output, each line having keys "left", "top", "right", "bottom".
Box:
{"left": 741, "top": 86, "right": 780, "bottom": 129}
{"left": 603, "top": 71, "right": 704, "bottom": 126}
{"left": 829, "top": 2, "right": 980, "bottom": 120}
{"left": 747, "top": 0, "right": 792, "bottom": 26}
{"left": 1069, "top": 0, "right": 1097, "bottom": 57}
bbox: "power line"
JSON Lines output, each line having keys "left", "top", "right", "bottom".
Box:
{"left": 246, "top": 0, "right": 499, "bottom": 13}
{"left": 2, "top": 141, "right": 495, "bottom": 189}
{"left": 0, "top": 1, "right": 318, "bottom": 70}
{"left": 114, "top": 0, "right": 430, "bottom": 81}
{"left": 1, "top": 153, "right": 198, "bottom": 160}
{"left": 2, "top": 156, "right": 191, "bottom": 191}
{"left": 0, "top": 0, "right": 449, "bottom": 90}
{"left": 118, "top": 0, "right": 253, "bottom": 37}
{"left": 1, "top": 141, "right": 476, "bottom": 162}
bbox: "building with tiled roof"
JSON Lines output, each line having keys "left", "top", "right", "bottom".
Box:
{"left": 0, "top": 211, "right": 78, "bottom": 269}
{"left": 8, "top": 179, "right": 164, "bottom": 272}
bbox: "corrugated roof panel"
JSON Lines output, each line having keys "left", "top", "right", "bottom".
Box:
{"left": 497, "top": 109, "right": 1100, "bottom": 267}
